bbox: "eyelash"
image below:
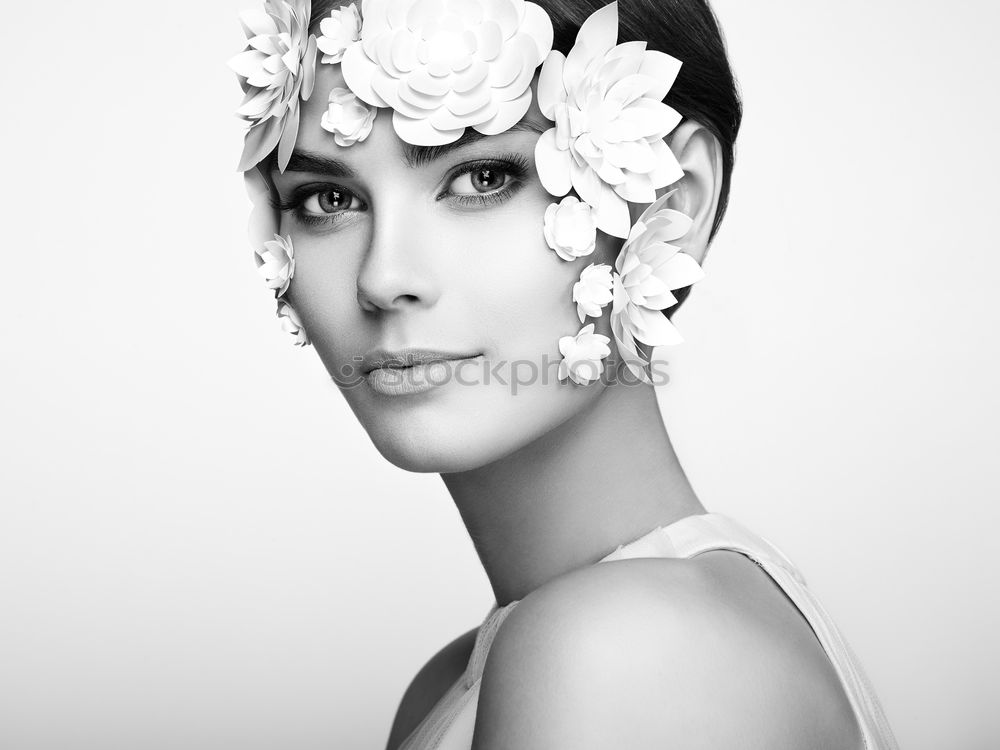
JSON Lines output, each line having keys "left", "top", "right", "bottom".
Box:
{"left": 275, "top": 153, "right": 531, "bottom": 227}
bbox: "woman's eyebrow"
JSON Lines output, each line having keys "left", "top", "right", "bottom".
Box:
{"left": 403, "top": 120, "right": 547, "bottom": 169}
{"left": 279, "top": 151, "right": 357, "bottom": 177}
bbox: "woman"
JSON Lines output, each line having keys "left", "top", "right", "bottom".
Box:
{"left": 230, "top": 0, "right": 899, "bottom": 747}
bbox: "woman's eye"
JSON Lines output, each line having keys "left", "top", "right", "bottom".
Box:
{"left": 302, "top": 188, "right": 361, "bottom": 214}
{"left": 448, "top": 167, "right": 513, "bottom": 195}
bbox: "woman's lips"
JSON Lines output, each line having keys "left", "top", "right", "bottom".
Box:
{"left": 363, "top": 351, "right": 484, "bottom": 397}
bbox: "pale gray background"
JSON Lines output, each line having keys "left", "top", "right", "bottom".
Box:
{"left": 2, "top": 1, "right": 997, "bottom": 748}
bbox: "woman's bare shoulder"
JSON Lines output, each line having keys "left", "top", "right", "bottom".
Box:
{"left": 385, "top": 625, "right": 479, "bottom": 750}
{"left": 473, "top": 553, "right": 863, "bottom": 750}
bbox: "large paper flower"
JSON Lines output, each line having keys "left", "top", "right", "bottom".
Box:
{"left": 610, "top": 192, "right": 704, "bottom": 383}
{"left": 534, "top": 1, "right": 684, "bottom": 238}
{"left": 230, "top": 0, "right": 319, "bottom": 172}
{"left": 277, "top": 300, "right": 311, "bottom": 346}
{"left": 340, "top": 0, "right": 554, "bottom": 146}
{"left": 558, "top": 323, "right": 611, "bottom": 385}
{"left": 321, "top": 87, "right": 377, "bottom": 146}
{"left": 573, "top": 263, "right": 614, "bottom": 323}
{"left": 543, "top": 196, "right": 597, "bottom": 261}
{"left": 255, "top": 234, "right": 296, "bottom": 297}
{"left": 318, "top": 3, "right": 362, "bottom": 64}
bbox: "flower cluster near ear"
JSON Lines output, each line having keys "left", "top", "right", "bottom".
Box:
{"left": 535, "top": 3, "right": 702, "bottom": 385}
{"left": 231, "top": 0, "right": 703, "bottom": 371}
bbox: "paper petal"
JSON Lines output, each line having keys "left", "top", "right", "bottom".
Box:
{"left": 521, "top": 2, "right": 555, "bottom": 59}
{"left": 659, "top": 253, "right": 706, "bottom": 290}
{"left": 630, "top": 305, "right": 684, "bottom": 346}
{"left": 536, "top": 51, "right": 566, "bottom": 120}
{"left": 392, "top": 109, "right": 464, "bottom": 145}
{"left": 240, "top": 9, "right": 279, "bottom": 38}
{"left": 647, "top": 139, "right": 685, "bottom": 188}
{"left": 474, "top": 88, "right": 532, "bottom": 135}
{"left": 238, "top": 116, "right": 283, "bottom": 172}
{"left": 563, "top": 1, "right": 619, "bottom": 92}
{"left": 643, "top": 210, "right": 693, "bottom": 243}
{"left": 276, "top": 100, "right": 300, "bottom": 172}
{"left": 535, "top": 129, "right": 573, "bottom": 196}
{"left": 637, "top": 50, "right": 682, "bottom": 101}
{"left": 342, "top": 43, "right": 389, "bottom": 107}
{"left": 300, "top": 35, "right": 318, "bottom": 101}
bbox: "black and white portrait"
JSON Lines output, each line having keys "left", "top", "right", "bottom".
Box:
{"left": 2, "top": 1, "right": 996, "bottom": 748}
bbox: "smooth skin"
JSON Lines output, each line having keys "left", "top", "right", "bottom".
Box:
{"left": 272, "top": 64, "right": 863, "bottom": 749}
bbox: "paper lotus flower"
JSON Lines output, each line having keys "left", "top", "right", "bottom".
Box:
{"left": 255, "top": 234, "right": 296, "bottom": 297}
{"left": 277, "top": 300, "right": 311, "bottom": 346}
{"left": 534, "top": 1, "right": 684, "bottom": 238}
{"left": 340, "top": 0, "right": 554, "bottom": 146}
{"left": 543, "top": 196, "right": 598, "bottom": 261}
{"left": 318, "top": 3, "right": 362, "bottom": 64}
{"left": 573, "top": 263, "right": 614, "bottom": 323}
{"left": 230, "top": 0, "right": 318, "bottom": 172}
{"left": 610, "top": 192, "right": 704, "bottom": 383}
{"left": 321, "top": 87, "right": 377, "bottom": 146}
{"left": 558, "top": 323, "right": 611, "bottom": 385}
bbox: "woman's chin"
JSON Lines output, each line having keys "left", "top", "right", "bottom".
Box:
{"left": 366, "top": 427, "right": 508, "bottom": 474}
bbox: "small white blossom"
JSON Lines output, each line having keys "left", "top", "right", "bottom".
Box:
{"left": 321, "top": 87, "right": 377, "bottom": 147}
{"left": 558, "top": 323, "right": 611, "bottom": 385}
{"left": 317, "top": 3, "right": 362, "bottom": 64}
{"left": 572, "top": 263, "right": 614, "bottom": 323}
{"left": 277, "top": 300, "right": 310, "bottom": 347}
{"left": 255, "top": 233, "right": 295, "bottom": 297}
{"left": 543, "top": 197, "right": 597, "bottom": 261}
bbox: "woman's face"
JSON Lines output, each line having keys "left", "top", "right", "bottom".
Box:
{"left": 272, "top": 64, "right": 623, "bottom": 473}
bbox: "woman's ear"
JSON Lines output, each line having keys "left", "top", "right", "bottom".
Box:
{"left": 628, "top": 120, "right": 724, "bottom": 267}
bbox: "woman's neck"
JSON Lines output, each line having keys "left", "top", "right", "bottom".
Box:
{"left": 441, "top": 383, "right": 705, "bottom": 607}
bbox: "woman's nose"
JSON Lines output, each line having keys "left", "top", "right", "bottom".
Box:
{"left": 355, "top": 206, "right": 442, "bottom": 313}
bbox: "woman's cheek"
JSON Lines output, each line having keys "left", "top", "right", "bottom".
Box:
{"left": 286, "top": 233, "right": 366, "bottom": 350}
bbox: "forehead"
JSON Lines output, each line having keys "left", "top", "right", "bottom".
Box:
{"left": 292, "top": 62, "right": 548, "bottom": 165}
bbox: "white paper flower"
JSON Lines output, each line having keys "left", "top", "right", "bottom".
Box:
{"left": 543, "top": 196, "right": 598, "bottom": 261}
{"left": 573, "top": 263, "right": 614, "bottom": 323}
{"left": 610, "top": 192, "right": 704, "bottom": 382}
{"left": 340, "top": 0, "right": 554, "bottom": 146}
{"left": 318, "top": 3, "right": 362, "bottom": 64}
{"left": 534, "top": 1, "right": 685, "bottom": 238}
{"left": 255, "top": 234, "right": 296, "bottom": 297}
{"left": 277, "top": 299, "right": 311, "bottom": 346}
{"left": 230, "top": 0, "right": 319, "bottom": 172}
{"left": 321, "top": 87, "right": 377, "bottom": 146}
{"left": 558, "top": 323, "right": 611, "bottom": 385}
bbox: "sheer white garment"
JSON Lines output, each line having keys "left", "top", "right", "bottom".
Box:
{"left": 397, "top": 513, "right": 899, "bottom": 750}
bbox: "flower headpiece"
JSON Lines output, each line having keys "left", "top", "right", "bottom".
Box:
{"left": 232, "top": 0, "right": 704, "bottom": 383}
